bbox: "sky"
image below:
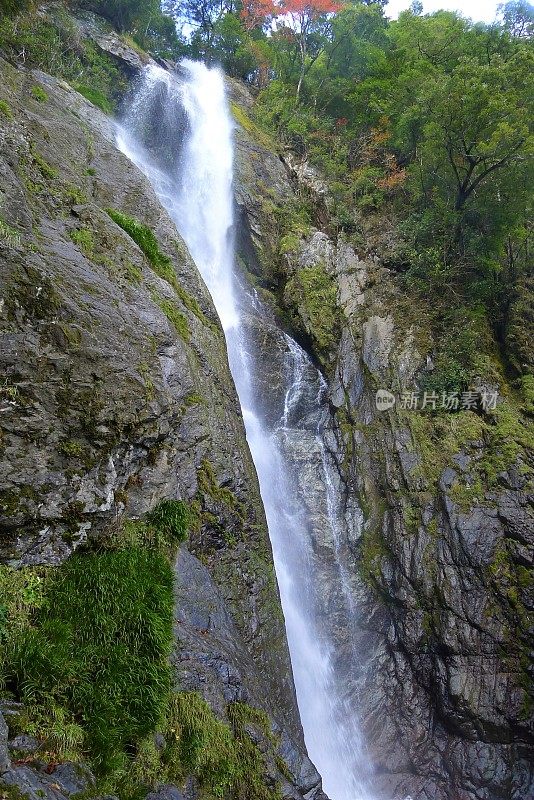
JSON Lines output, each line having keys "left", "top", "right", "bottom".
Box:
{"left": 385, "top": 0, "right": 502, "bottom": 23}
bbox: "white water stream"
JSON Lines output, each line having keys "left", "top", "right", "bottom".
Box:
{"left": 117, "top": 60, "right": 373, "bottom": 800}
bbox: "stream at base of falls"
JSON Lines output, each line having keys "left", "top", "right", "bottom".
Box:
{"left": 117, "top": 59, "right": 375, "bottom": 800}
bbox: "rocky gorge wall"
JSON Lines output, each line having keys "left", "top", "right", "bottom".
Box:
{"left": 0, "top": 15, "right": 327, "bottom": 800}
{"left": 0, "top": 6, "right": 531, "bottom": 800}
{"left": 229, "top": 81, "right": 534, "bottom": 800}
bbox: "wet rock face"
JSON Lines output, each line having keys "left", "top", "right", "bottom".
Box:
{"left": 232, "top": 86, "right": 534, "bottom": 800}
{"left": 0, "top": 52, "right": 320, "bottom": 798}
{"left": 172, "top": 547, "right": 326, "bottom": 800}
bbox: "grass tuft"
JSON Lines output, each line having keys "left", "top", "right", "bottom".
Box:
{"left": 2, "top": 548, "right": 174, "bottom": 773}
{"left": 31, "top": 85, "right": 48, "bottom": 102}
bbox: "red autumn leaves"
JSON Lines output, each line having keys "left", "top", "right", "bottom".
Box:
{"left": 241, "top": 0, "right": 341, "bottom": 32}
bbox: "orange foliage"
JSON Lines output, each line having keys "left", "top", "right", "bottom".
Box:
{"left": 377, "top": 168, "right": 407, "bottom": 192}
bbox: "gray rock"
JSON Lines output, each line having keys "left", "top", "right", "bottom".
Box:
{"left": 0, "top": 711, "right": 10, "bottom": 774}
{"left": 8, "top": 735, "right": 40, "bottom": 754}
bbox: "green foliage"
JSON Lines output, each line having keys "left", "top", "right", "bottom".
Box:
{"left": 0, "top": 0, "right": 31, "bottom": 16}
{"left": 3, "top": 548, "right": 174, "bottom": 773}
{"left": 0, "top": 11, "right": 127, "bottom": 112}
{"left": 146, "top": 499, "right": 191, "bottom": 545}
{"left": 246, "top": 4, "right": 533, "bottom": 378}
{"left": 0, "top": 566, "right": 47, "bottom": 648}
{"left": 0, "top": 219, "right": 21, "bottom": 247}
{"left": 106, "top": 209, "right": 206, "bottom": 336}
{"left": 419, "top": 308, "right": 489, "bottom": 396}
{"left": 69, "top": 227, "right": 95, "bottom": 257}
{"left": 75, "top": 84, "right": 114, "bottom": 114}
{"left": 163, "top": 693, "right": 281, "bottom": 799}
{"left": 30, "top": 146, "right": 58, "bottom": 181}
{"left": 107, "top": 208, "right": 170, "bottom": 271}
{"left": 75, "top": 0, "right": 181, "bottom": 56}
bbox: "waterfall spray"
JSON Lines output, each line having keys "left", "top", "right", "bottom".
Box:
{"left": 117, "top": 59, "right": 374, "bottom": 800}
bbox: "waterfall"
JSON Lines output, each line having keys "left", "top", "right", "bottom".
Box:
{"left": 117, "top": 60, "right": 374, "bottom": 800}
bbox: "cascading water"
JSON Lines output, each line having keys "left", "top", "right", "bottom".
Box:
{"left": 117, "top": 60, "right": 374, "bottom": 800}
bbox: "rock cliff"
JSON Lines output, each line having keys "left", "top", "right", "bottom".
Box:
{"left": 0, "top": 21, "right": 325, "bottom": 800}
{"left": 230, "top": 83, "right": 533, "bottom": 800}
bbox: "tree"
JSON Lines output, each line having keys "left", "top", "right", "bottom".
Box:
{"left": 242, "top": 0, "right": 341, "bottom": 99}
{"left": 419, "top": 54, "right": 532, "bottom": 213}
{"left": 498, "top": 1, "right": 534, "bottom": 38}
{"left": 163, "top": 0, "right": 236, "bottom": 49}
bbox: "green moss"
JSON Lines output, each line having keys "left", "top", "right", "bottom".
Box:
{"left": 69, "top": 227, "right": 94, "bottom": 257}
{"left": 520, "top": 374, "right": 534, "bottom": 415}
{"left": 488, "top": 540, "right": 533, "bottom": 717}
{"left": 284, "top": 264, "right": 340, "bottom": 360}
{"left": 197, "top": 459, "right": 238, "bottom": 509}
{"left": 279, "top": 233, "right": 300, "bottom": 254}
{"left": 230, "top": 101, "right": 277, "bottom": 152}
{"left": 182, "top": 392, "right": 203, "bottom": 408}
{"left": 3, "top": 548, "right": 174, "bottom": 773}
{"left": 0, "top": 99, "right": 13, "bottom": 119}
{"left": 154, "top": 295, "right": 190, "bottom": 341}
{"left": 408, "top": 395, "right": 532, "bottom": 510}
{"left": 0, "top": 219, "right": 21, "bottom": 247}
{"left": 101, "top": 501, "right": 194, "bottom": 555}
{"left": 162, "top": 693, "right": 281, "bottom": 800}
{"left": 30, "top": 145, "right": 58, "bottom": 181}
{"left": 478, "top": 399, "right": 533, "bottom": 485}
{"left": 63, "top": 185, "right": 87, "bottom": 205}
{"left": 359, "top": 520, "right": 389, "bottom": 587}
{"left": 106, "top": 209, "right": 211, "bottom": 326}
{"left": 7, "top": 266, "right": 61, "bottom": 321}
{"left": 106, "top": 209, "right": 170, "bottom": 270}
{"left": 124, "top": 259, "right": 143, "bottom": 284}
{"left": 31, "top": 85, "right": 48, "bottom": 102}
{"left": 59, "top": 439, "right": 84, "bottom": 458}
{"left": 57, "top": 322, "right": 82, "bottom": 348}
{"left": 401, "top": 500, "right": 419, "bottom": 532}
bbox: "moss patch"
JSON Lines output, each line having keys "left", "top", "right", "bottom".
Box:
{"left": 230, "top": 101, "right": 277, "bottom": 152}
{"left": 30, "top": 85, "right": 48, "bottom": 102}
{"left": 163, "top": 692, "right": 281, "bottom": 800}
{"left": 0, "top": 99, "right": 13, "bottom": 119}
{"left": 284, "top": 264, "right": 340, "bottom": 361}
{"left": 0, "top": 219, "right": 21, "bottom": 247}
{"left": 107, "top": 208, "right": 211, "bottom": 328}
{"left": 153, "top": 294, "right": 190, "bottom": 341}
{"left": 407, "top": 392, "right": 533, "bottom": 510}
